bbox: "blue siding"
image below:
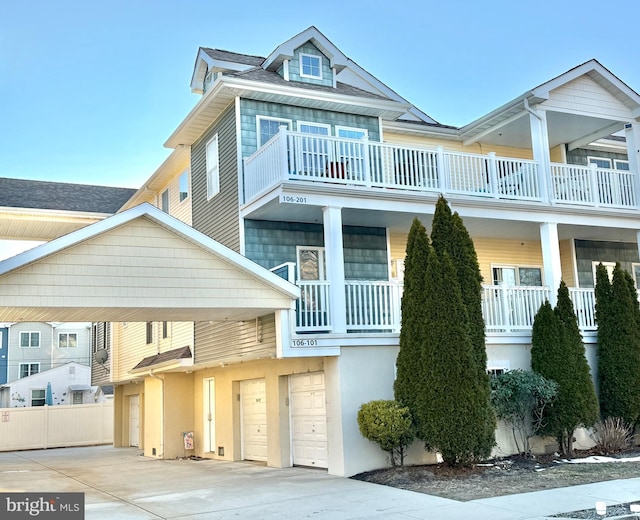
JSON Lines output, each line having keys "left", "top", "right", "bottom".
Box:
{"left": 288, "top": 42, "right": 333, "bottom": 87}
{"left": 244, "top": 220, "right": 388, "bottom": 280}
{"left": 240, "top": 99, "right": 379, "bottom": 158}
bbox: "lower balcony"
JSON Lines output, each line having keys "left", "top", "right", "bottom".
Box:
{"left": 291, "top": 281, "right": 598, "bottom": 336}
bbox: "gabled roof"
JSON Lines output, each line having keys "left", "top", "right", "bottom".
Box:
{"left": 0, "top": 203, "right": 299, "bottom": 323}
{"left": 0, "top": 178, "right": 136, "bottom": 214}
{"left": 185, "top": 26, "right": 438, "bottom": 131}
{"left": 262, "top": 26, "right": 349, "bottom": 72}
{"left": 531, "top": 59, "right": 640, "bottom": 109}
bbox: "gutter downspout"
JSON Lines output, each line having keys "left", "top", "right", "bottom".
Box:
{"left": 148, "top": 369, "right": 164, "bottom": 458}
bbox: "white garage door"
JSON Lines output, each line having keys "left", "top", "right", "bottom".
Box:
{"left": 290, "top": 372, "right": 327, "bottom": 468}
{"left": 241, "top": 379, "right": 267, "bottom": 462}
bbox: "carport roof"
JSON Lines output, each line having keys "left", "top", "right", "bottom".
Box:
{"left": 0, "top": 203, "right": 299, "bottom": 323}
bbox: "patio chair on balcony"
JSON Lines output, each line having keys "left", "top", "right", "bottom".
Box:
{"left": 325, "top": 160, "right": 347, "bottom": 180}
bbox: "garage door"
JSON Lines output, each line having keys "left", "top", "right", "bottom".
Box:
{"left": 241, "top": 379, "right": 267, "bottom": 462}
{"left": 290, "top": 372, "right": 327, "bottom": 468}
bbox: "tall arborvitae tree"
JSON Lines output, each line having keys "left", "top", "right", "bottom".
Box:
{"left": 595, "top": 263, "right": 640, "bottom": 424}
{"left": 431, "top": 196, "right": 487, "bottom": 371}
{"left": 415, "top": 248, "right": 493, "bottom": 465}
{"left": 430, "top": 196, "right": 495, "bottom": 453}
{"left": 394, "top": 218, "right": 430, "bottom": 413}
{"left": 548, "top": 281, "right": 599, "bottom": 453}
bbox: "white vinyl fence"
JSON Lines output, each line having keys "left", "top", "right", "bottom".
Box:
{"left": 0, "top": 401, "right": 113, "bottom": 452}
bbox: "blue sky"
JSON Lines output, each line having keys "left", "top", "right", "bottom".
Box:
{"left": 1, "top": 0, "right": 638, "bottom": 189}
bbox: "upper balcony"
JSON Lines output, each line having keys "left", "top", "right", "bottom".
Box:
{"left": 243, "top": 128, "right": 637, "bottom": 212}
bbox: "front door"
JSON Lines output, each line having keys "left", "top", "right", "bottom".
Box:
{"left": 296, "top": 247, "right": 329, "bottom": 329}
{"left": 129, "top": 394, "right": 140, "bottom": 447}
{"left": 204, "top": 378, "right": 216, "bottom": 454}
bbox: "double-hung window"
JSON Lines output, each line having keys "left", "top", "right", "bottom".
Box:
{"left": 31, "top": 389, "right": 46, "bottom": 406}
{"left": 146, "top": 322, "right": 153, "bottom": 345}
{"left": 206, "top": 134, "right": 220, "bottom": 199}
{"left": 179, "top": 172, "right": 189, "bottom": 202}
{"left": 299, "top": 53, "right": 322, "bottom": 79}
{"left": 298, "top": 122, "right": 330, "bottom": 175}
{"left": 257, "top": 117, "right": 291, "bottom": 147}
{"left": 161, "top": 189, "right": 170, "bottom": 213}
{"left": 20, "top": 332, "right": 40, "bottom": 348}
{"left": 58, "top": 333, "right": 77, "bottom": 348}
{"left": 19, "top": 363, "right": 39, "bottom": 378}
{"left": 492, "top": 266, "right": 542, "bottom": 286}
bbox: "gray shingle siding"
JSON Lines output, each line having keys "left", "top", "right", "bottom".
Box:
{"left": 244, "top": 220, "right": 388, "bottom": 280}
{"left": 240, "top": 99, "right": 380, "bottom": 158}
{"left": 574, "top": 239, "right": 639, "bottom": 288}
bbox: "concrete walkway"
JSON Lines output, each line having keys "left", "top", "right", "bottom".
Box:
{"left": 0, "top": 445, "right": 638, "bottom": 519}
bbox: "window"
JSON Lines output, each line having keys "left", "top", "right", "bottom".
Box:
{"left": 72, "top": 391, "right": 83, "bottom": 405}
{"left": 492, "top": 266, "right": 542, "bottom": 286}
{"left": 179, "top": 172, "right": 189, "bottom": 202}
{"left": 336, "top": 127, "right": 368, "bottom": 140}
{"left": 300, "top": 53, "right": 322, "bottom": 79}
{"left": 256, "top": 116, "right": 291, "bottom": 147}
{"left": 162, "top": 321, "right": 168, "bottom": 339}
{"left": 588, "top": 156, "right": 612, "bottom": 169}
{"left": 20, "top": 332, "right": 40, "bottom": 348}
{"left": 19, "top": 363, "right": 39, "bottom": 378}
{"left": 58, "top": 333, "right": 77, "bottom": 348}
{"left": 615, "top": 160, "right": 630, "bottom": 171}
{"left": 487, "top": 360, "right": 510, "bottom": 377}
{"left": 298, "top": 122, "right": 331, "bottom": 175}
{"left": 31, "top": 389, "right": 46, "bottom": 407}
{"left": 593, "top": 261, "right": 616, "bottom": 284}
{"left": 206, "top": 134, "right": 220, "bottom": 199}
{"left": 588, "top": 157, "right": 630, "bottom": 171}
{"left": 633, "top": 263, "right": 640, "bottom": 288}
{"left": 297, "top": 247, "right": 326, "bottom": 281}
{"left": 161, "top": 189, "right": 169, "bottom": 213}
{"left": 146, "top": 322, "right": 153, "bottom": 344}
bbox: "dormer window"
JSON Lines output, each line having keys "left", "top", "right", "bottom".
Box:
{"left": 300, "top": 53, "right": 322, "bottom": 79}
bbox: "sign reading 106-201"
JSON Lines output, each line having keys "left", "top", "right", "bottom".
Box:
{"left": 280, "top": 195, "right": 308, "bottom": 204}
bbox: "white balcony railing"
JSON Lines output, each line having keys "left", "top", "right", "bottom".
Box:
{"left": 244, "top": 128, "right": 637, "bottom": 209}
{"left": 551, "top": 163, "right": 636, "bottom": 208}
{"left": 482, "top": 286, "right": 551, "bottom": 333}
{"left": 286, "top": 277, "right": 608, "bottom": 335}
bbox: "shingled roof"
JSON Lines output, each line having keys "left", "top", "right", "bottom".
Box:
{"left": 0, "top": 178, "right": 136, "bottom": 214}
{"left": 201, "top": 48, "right": 265, "bottom": 67}
{"left": 131, "top": 346, "right": 193, "bottom": 371}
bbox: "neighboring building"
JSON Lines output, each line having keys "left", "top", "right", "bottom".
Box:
{"left": 0, "top": 362, "right": 93, "bottom": 408}
{"left": 0, "top": 27, "right": 639, "bottom": 477}
{"left": 0, "top": 325, "right": 7, "bottom": 385}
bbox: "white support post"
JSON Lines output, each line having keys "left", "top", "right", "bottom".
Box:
{"left": 275, "top": 308, "right": 292, "bottom": 358}
{"left": 323, "top": 206, "right": 347, "bottom": 334}
{"left": 540, "top": 222, "right": 562, "bottom": 306}
{"left": 625, "top": 123, "right": 640, "bottom": 207}
{"left": 529, "top": 109, "right": 551, "bottom": 203}
{"left": 436, "top": 146, "right": 446, "bottom": 191}
{"left": 636, "top": 230, "right": 640, "bottom": 266}
{"left": 488, "top": 152, "right": 498, "bottom": 197}
{"left": 362, "top": 135, "right": 371, "bottom": 186}
{"left": 589, "top": 163, "right": 600, "bottom": 206}
{"left": 279, "top": 125, "right": 289, "bottom": 177}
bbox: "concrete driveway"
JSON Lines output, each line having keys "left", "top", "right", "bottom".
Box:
{"left": 1, "top": 445, "right": 639, "bottom": 519}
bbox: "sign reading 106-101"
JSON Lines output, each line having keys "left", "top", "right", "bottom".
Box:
{"left": 280, "top": 195, "right": 308, "bottom": 204}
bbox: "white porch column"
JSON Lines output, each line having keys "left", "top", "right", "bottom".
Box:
{"left": 323, "top": 206, "right": 347, "bottom": 333}
{"left": 529, "top": 108, "right": 552, "bottom": 203}
{"left": 540, "top": 222, "right": 562, "bottom": 306}
{"left": 625, "top": 123, "right": 640, "bottom": 206}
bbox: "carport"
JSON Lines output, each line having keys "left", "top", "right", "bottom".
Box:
{"left": 0, "top": 203, "right": 300, "bottom": 459}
